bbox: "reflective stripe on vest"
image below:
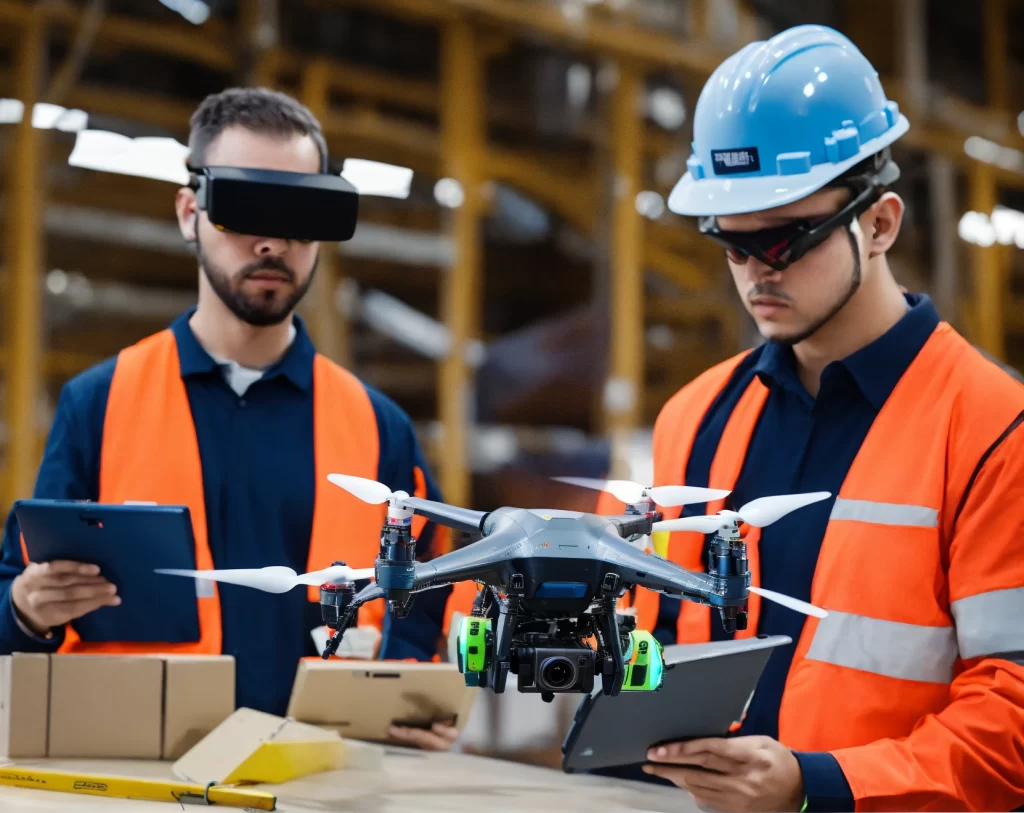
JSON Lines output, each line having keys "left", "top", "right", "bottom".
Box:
{"left": 54, "top": 328, "right": 387, "bottom": 655}
{"left": 651, "top": 321, "right": 1024, "bottom": 753}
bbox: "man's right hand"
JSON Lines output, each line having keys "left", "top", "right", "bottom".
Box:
{"left": 10, "top": 561, "right": 119, "bottom": 637}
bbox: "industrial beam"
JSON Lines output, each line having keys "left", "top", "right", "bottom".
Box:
{"left": 0, "top": 0, "right": 236, "bottom": 73}
{"left": 2, "top": 5, "right": 45, "bottom": 508}
{"left": 983, "top": 0, "right": 1008, "bottom": 114}
{"left": 301, "top": 59, "right": 350, "bottom": 369}
{"left": 604, "top": 62, "right": 645, "bottom": 480}
{"left": 438, "top": 18, "right": 485, "bottom": 516}
{"left": 969, "top": 161, "right": 1004, "bottom": 360}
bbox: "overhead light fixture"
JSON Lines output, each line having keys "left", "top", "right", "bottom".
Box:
{"left": 0, "top": 99, "right": 88, "bottom": 131}
{"left": 635, "top": 190, "right": 665, "bottom": 220}
{"left": 156, "top": 0, "right": 210, "bottom": 25}
{"left": 434, "top": 178, "right": 465, "bottom": 209}
{"left": 340, "top": 158, "right": 413, "bottom": 199}
{"left": 963, "top": 135, "right": 1024, "bottom": 173}
{"left": 67, "top": 129, "right": 190, "bottom": 184}
{"left": 958, "top": 206, "right": 1024, "bottom": 248}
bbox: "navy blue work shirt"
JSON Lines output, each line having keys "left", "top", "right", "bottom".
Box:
{"left": 643, "top": 293, "right": 941, "bottom": 810}
{"left": 0, "top": 308, "right": 452, "bottom": 718}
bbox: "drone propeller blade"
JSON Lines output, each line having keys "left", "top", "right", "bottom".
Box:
{"left": 294, "top": 564, "right": 375, "bottom": 586}
{"left": 554, "top": 477, "right": 731, "bottom": 507}
{"left": 651, "top": 515, "right": 728, "bottom": 534}
{"left": 554, "top": 477, "right": 646, "bottom": 504}
{"left": 749, "top": 586, "right": 827, "bottom": 619}
{"left": 648, "top": 484, "right": 732, "bottom": 507}
{"left": 737, "top": 492, "right": 831, "bottom": 527}
{"left": 155, "top": 564, "right": 373, "bottom": 594}
{"left": 326, "top": 473, "right": 401, "bottom": 505}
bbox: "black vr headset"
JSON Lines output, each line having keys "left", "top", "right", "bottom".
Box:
{"left": 187, "top": 165, "right": 359, "bottom": 242}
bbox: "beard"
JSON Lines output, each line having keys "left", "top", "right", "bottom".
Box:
{"left": 196, "top": 231, "right": 318, "bottom": 327}
{"left": 753, "top": 226, "right": 862, "bottom": 347}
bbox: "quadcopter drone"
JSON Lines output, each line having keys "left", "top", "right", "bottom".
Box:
{"left": 157, "top": 474, "right": 829, "bottom": 702}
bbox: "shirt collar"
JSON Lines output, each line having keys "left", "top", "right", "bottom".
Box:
{"left": 754, "top": 293, "right": 941, "bottom": 411}
{"left": 169, "top": 306, "right": 316, "bottom": 393}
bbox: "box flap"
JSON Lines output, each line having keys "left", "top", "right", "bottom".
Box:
{"left": 172, "top": 707, "right": 362, "bottom": 786}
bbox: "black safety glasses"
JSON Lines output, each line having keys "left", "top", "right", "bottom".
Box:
{"left": 697, "top": 179, "right": 882, "bottom": 272}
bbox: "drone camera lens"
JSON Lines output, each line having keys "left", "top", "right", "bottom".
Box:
{"left": 540, "top": 657, "right": 576, "bottom": 689}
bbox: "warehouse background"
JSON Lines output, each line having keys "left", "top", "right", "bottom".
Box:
{"left": 1, "top": 0, "right": 1022, "bottom": 768}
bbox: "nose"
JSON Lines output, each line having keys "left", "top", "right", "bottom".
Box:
{"left": 252, "top": 236, "right": 290, "bottom": 257}
{"left": 745, "top": 256, "right": 783, "bottom": 283}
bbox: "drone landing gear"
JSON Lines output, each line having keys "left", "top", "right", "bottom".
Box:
{"left": 595, "top": 599, "right": 626, "bottom": 696}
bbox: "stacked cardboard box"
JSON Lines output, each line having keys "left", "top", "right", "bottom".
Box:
{"left": 0, "top": 652, "right": 235, "bottom": 760}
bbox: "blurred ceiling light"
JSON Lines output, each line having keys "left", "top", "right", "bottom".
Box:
{"left": 67, "top": 130, "right": 190, "bottom": 184}
{"left": 0, "top": 99, "right": 88, "bottom": 131}
{"left": 566, "top": 63, "right": 592, "bottom": 111}
{"left": 340, "top": 158, "right": 413, "bottom": 199}
{"left": 434, "top": 178, "right": 465, "bottom": 209}
{"left": 647, "top": 87, "right": 686, "bottom": 130}
{"left": 958, "top": 206, "right": 1024, "bottom": 248}
{"left": 963, "top": 135, "right": 1024, "bottom": 173}
{"left": 635, "top": 190, "right": 665, "bottom": 220}
{"left": 157, "top": 0, "right": 210, "bottom": 25}
{"left": 46, "top": 269, "right": 69, "bottom": 296}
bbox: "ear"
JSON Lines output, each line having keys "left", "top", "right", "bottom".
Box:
{"left": 175, "top": 187, "right": 198, "bottom": 241}
{"left": 864, "top": 192, "right": 903, "bottom": 258}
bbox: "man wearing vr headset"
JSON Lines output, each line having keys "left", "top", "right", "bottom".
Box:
{"left": 599, "top": 24, "right": 1024, "bottom": 813}
{"left": 0, "top": 87, "right": 462, "bottom": 751}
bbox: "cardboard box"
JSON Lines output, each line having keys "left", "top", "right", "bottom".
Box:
{"left": 162, "top": 655, "right": 236, "bottom": 760}
{"left": 0, "top": 653, "right": 235, "bottom": 760}
{"left": 48, "top": 654, "right": 165, "bottom": 759}
{"left": 0, "top": 653, "right": 50, "bottom": 759}
{"left": 286, "top": 659, "right": 478, "bottom": 743}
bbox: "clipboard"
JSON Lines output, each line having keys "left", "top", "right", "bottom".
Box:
{"left": 561, "top": 634, "right": 791, "bottom": 773}
{"left": 13, "top": 499, "right": 202, "bottom": 644}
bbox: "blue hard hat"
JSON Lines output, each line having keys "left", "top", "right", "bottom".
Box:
{"left": 668, "top": 24, "right": 909, "bottom": 217}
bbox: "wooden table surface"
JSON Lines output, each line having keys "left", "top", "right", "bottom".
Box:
{"left": 0, "top": 748, "right": 698, "bottom": 812}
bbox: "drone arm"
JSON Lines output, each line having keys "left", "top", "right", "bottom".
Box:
{"left": 399, "top": 497, "right": 488, "bottom": 534}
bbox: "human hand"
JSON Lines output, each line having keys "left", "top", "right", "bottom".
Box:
{"left": 388, "top": 720, "right": 460, "bottom": 751}
{"left": 643, "top": 736, "right": 804, "bottom": 812}
{"left": 11, "top": 561, "right": 119, "bottom": 636}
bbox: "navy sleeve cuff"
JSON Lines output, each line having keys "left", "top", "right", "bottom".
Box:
{"left": 793, "top": 751, "right": 854, "bottom": 812}
{"left": 0, "top": 587, "right": 64, "bottom": 653}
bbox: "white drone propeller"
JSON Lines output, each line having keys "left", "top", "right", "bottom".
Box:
{"left": 154, "top": 564, "right": 375, "bottom": 594}
{"left": 651, "top": 491, "right": 832, "bottom": 620}
{"left": 651, "top": 491, "right": 831, "bottom": 534}
{"left": 554, "top": 477, "right": 731, "bottom": 507}
{"left": 327, "top": 473, "right": 408, "bottom": 504}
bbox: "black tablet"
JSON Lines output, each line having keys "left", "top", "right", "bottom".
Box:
{"left": 14, "top": 499, "right": 202, "bottom": 644}
{"left": 561, "top": 634, "right": 791, "bottom": 773}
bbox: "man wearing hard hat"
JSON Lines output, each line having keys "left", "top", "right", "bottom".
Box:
{"left": 611, "top": 24, "right": 1024, "bottom": 813}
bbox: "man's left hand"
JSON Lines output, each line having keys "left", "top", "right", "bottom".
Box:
{"left": 643, "top": 735, "right": 804, "bottom": 812}
{"left": 388, "top": 721, "right": 460, "bottom": 751}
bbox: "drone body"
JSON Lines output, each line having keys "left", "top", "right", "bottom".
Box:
{"left": 156, "top": 474, "right": 829, "bottom": 703}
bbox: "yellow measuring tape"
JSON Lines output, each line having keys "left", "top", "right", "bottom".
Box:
{"left": 0, "top": 765, "right": 277, "bottom": 809}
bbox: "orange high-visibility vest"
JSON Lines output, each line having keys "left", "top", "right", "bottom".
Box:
{"left": 604, "top": 321, "right": 1024, "bottom": 811}
{"left": 47, "top": 328, "right": 433, "bottom": 655}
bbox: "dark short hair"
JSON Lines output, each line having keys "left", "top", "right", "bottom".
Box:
{"left": 187, "top": 87, "right": 329, "bottom": 172}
